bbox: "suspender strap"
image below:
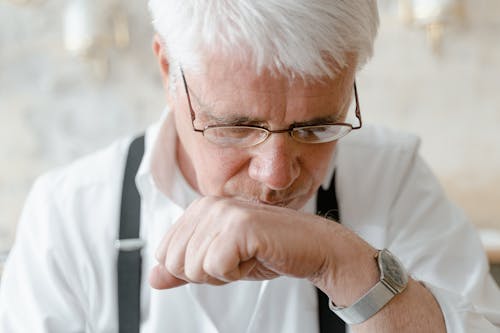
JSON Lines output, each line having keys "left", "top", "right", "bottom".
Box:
{"left": 117, "top": 136, "right": 345, "bottom": 332}
{"left": 316, "top": 173, "right": 347, "bottom": 333}
{"left": 117, "top": 135, "right": 145, "bottom": 333}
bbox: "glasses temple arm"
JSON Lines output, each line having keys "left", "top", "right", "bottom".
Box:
{"left": 180, "top": 67, "right": 197, "bottom": 123}
{"left": 352, "top": 81, "right": 362, "bottom": 129}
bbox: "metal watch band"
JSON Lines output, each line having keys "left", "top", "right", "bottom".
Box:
{"left": 328, "top": 249, "right": 408, "bottom": 325}
{"left": 329, "top": 279, "right": 397, "bottom": 325}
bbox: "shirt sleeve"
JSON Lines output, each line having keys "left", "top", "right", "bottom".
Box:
{"left": 0, "top": 174, "right": 87, "bottom": 333}
{"left": 386, "top": 151, "right": 500, "bottom": 332}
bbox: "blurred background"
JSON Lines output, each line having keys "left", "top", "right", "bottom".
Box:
{"left": 1, "top": 0, "right": 499, "bottom": 275}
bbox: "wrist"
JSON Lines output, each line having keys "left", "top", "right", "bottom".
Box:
{"left": 310, "top": 224, "right": 380, "bottom": 307}
{"left": 328, "top": 247, "right": 410, "bottom": 325}
{"left": 331, "top": 246, "right": 380, "bottom": 307}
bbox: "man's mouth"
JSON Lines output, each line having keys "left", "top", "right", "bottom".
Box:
{"left": 233, "top": 196, "right": 295, "bottom": 207}
{"left": 257, "top": 199, "right": 293, "bottom": 207}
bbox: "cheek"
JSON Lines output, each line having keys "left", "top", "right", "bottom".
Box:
{"left": 301, "top": 142, "right": 337, "bottom": 184}
{"left": 193, "top": 141, "right": 337, "bottom": 198}
{"left": 194, "top": 147, "right": 250, "bottom": 195}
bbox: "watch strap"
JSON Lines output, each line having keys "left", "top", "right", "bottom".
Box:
{"left": 329, "top": 279, "right": 396, "bottom": 325}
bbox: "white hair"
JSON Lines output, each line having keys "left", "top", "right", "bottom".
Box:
{"left": 148, "top": 0, "right": 379, "bottom": 81}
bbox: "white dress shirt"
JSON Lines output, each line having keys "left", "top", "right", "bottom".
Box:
{"left": 1, "top": 110, "right": 499, "bottom": 332}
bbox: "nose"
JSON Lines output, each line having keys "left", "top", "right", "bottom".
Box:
{"left": 248, "top": 134, "right": 300, "bottom": 190}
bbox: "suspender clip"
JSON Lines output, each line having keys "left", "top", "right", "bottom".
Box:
{"left": 115, "top": 238, "right": 145, "bottom": 251}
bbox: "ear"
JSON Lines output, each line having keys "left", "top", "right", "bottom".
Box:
{"left": 153, "top": 34, "right": 171, "bottom": 89}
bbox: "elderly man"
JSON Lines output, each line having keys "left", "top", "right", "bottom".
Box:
{"left": 1, "top": 1, "right": 499, "bottom": 332}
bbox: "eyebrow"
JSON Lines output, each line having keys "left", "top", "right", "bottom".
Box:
{"left": 201, "top": 113, "right": 347, "bottom": 129}
{"left": 206, "top": 114, "right": 260, "bottom": 125}
{"left": 187, "top": 85, "right": 347, "bottom": 126}
{"left": 187, "top": 86, "right": 263, "bottom": 124}
{"left": 292, "top": 114, "right": 345, "bottom": 127}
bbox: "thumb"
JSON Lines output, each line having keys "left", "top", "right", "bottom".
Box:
{"left": 149, "top": 264, "right": 187, "bottom": 290}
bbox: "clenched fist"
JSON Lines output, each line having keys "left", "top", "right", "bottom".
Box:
{"left": 150, "top": 196, "right": 378, "bottom": 305}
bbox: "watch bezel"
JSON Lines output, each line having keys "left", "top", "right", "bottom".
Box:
{"left": 378, "top": 249, "right": 408, "bottom": 293}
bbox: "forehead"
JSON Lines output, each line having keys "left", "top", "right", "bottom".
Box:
{"left": 182, "top": 52, "right": 356, "bottom": 122}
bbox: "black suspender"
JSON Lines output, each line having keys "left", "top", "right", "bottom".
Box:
{"left": 117, "top": 136, "right": 144, "bottom": 333}
{"left": 117, "top": 135, "right": 346, "bottom": 332}
{"left": 316, "top": 174, "right": 346, "bottom": 332}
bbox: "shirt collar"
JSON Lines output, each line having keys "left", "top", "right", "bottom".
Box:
{"left": 135, "top": 107, "right": 199, "bottom": 212}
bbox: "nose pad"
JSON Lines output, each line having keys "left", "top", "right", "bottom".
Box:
{"left": 248, "top": 135, "right": 300, "bottom": 190}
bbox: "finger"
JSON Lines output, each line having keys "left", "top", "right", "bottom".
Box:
{"left": 184, "top": 231, "right": 216, "bottom": 283}
{"left": 149, "top": 264, "right": 188, "bottom": 290}
{"left": 201, "top": 219, "right": 280, "bottom": 282}
{"left": 203, "top": 233, "right": 248, "bottom": 282}
{"left": 183, "top": 197, "right": 232, "bottom": 283}
{"left": 155, "top": 220, "right": 182, "bottom": 264}
{"left": 155, "top": 198, "right": 206, "bottom": 264}
{"left": 183, "top": 202, "right": 225, "bottom": 282}
{"left": 162, "top": 212, "right": 202, "bottom": 281}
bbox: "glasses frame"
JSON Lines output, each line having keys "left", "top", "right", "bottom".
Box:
{"left": 179, "top": 67, "right": 362, "bottom": 146}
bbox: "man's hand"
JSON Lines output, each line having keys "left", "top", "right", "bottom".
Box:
{"left": 149, "top": 196, "right": 447, "bottom": 332}
{"left": 150, "top": 196, "right": 370, "bottom": 294}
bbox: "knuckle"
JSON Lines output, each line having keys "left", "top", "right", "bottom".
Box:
{"left": 225, "top": 208, "right": 252, "bottom": 232}
{"left": 212, "top": 198, "right": 232, "bottom": 214}
{"left": 164, "top": 256, "right": 184, "bottom": 278}
{"left": 202, "top": 257, "right": 221, "bottom": 279}
{"left": 184, "top": 263, "right": 204, "bottom": 283}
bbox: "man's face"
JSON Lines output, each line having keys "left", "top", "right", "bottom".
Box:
{"left": 160, "top": 50, "right": 355, "bottom": 210}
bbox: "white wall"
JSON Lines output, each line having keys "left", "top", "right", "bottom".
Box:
{"left": 359, "top": 2, "right": 500, "bottom": 229}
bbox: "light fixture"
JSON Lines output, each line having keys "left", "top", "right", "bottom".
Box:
{"left": 62, "top": 0, "right": 130, "bottom": 79}
{"left": 398, "top": 0, "right": 466, "bottom": 54}
{"left": 5, "top": 0, "right": 45, "bottom": 5}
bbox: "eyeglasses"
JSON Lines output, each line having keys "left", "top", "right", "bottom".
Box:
{"left": 180, "top": 68, "right": 362, "bottom": 148}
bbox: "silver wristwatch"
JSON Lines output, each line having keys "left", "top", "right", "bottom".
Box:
{"left": 329, "top": 249, "right": 408, "bottom": 325}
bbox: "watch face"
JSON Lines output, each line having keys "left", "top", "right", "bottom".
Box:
{"left": 380, "top": 250, "right": 408, "bottom": 291}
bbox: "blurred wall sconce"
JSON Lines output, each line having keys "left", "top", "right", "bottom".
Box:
{"left": 5, "top": 0, "right": 129, "bottom": 79}
{"left": 63, "top": 0, "right": 130, "bottom": 79}
{"left": 398, "top": 0, "right": 466, "bottom": 54}
{"left": 5, "top": 0, "right": 45, "bottom": 5}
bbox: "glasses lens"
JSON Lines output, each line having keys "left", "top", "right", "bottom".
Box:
{"left": 291, "top": 125, "right": 352, "bottom": 143}
{"left": 203, "top": 126, "right": 268, "bottom": 147}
